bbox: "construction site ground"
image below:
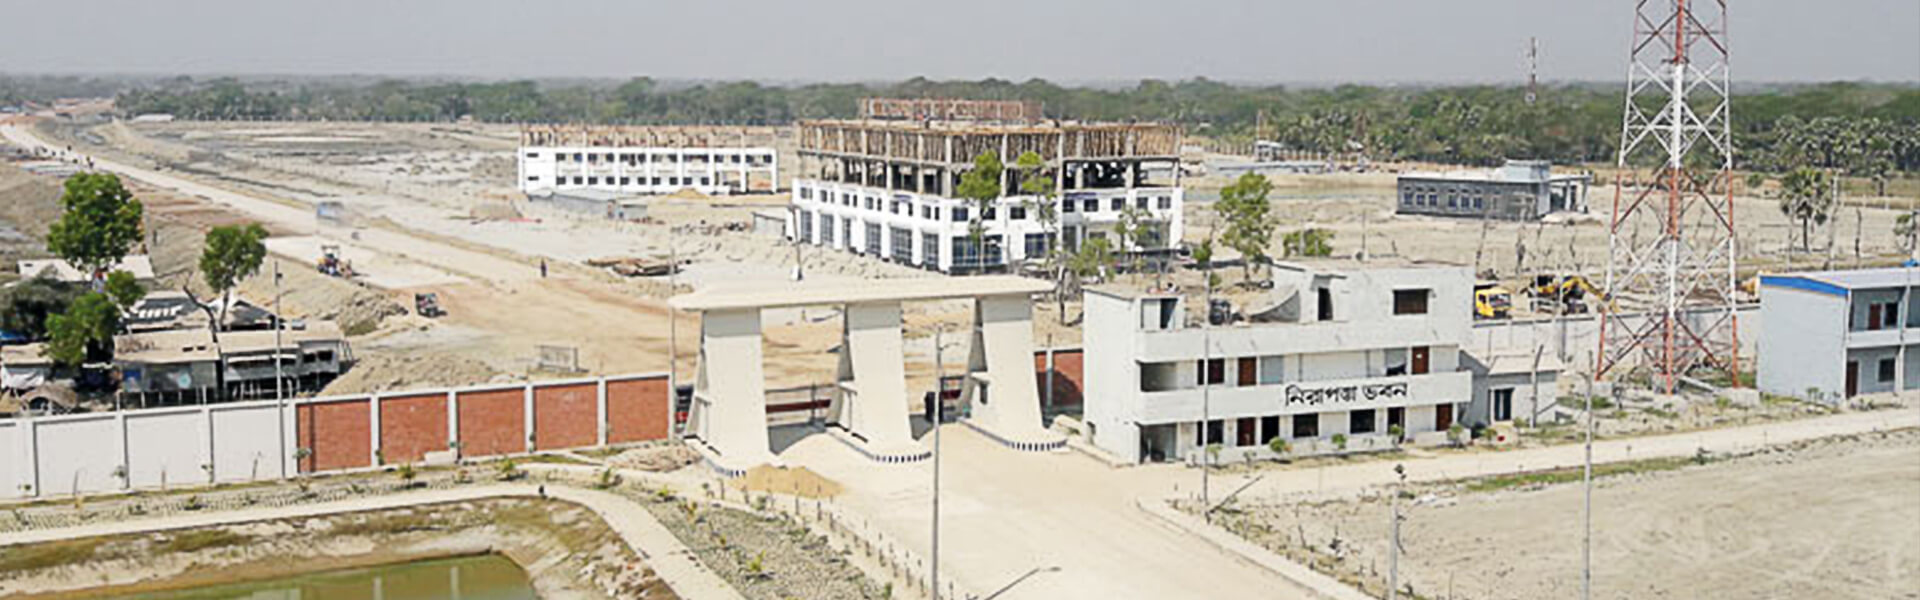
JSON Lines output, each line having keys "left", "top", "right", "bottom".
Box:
{"left": 1201, "top": 427, "right": 1920, "bottom": 599}
{"left": 9, "top": 118, "right": 1917, "bottom": 398}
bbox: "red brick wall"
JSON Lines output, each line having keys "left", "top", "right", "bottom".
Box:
{"left": 457, "top": 387, "right": 526, "bottom": 458}
{"left": 379, "top": 393, "right": 447, "bottom": 464}
{"left": 296, "top": 398, "right": 370, "bottom": 473}
{"left": 1035, "top": 348, "right": 1085, "bottom": 407}
{"left": 607, "top": 376, "right": 670, "bottom": 444}
{"left": 533, "top": 382, "right": 597, "bottom": 450}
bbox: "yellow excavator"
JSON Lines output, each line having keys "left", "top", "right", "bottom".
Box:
{"left": 1526, "top": 274, "right": 1606, "bottom": 314}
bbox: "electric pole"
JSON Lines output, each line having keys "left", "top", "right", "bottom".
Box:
{"left": 1583, "top": 373, "right": 1595, "bottom": 600}
{"left": 1201, "top": 269, "right": 1214, "bottom": 522}
{"left": 1389, "top": 463, "right": 1406, "bottom": 600}
{"left": 931, "top": 326, "right": 944, "bottom": 600}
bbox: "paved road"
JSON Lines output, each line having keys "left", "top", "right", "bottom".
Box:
{"left": 1, "top": 124, "right": 536, "bottom": 285}
{"left": 786, "top": 407, "right": 1920, "bottom": 600}
{"left": 0, "top": 483, "right": 745, "bottom": 600}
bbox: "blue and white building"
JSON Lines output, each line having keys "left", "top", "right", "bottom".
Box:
{"left": 1759, "top": 267, "right": 1920, "bottom": 400}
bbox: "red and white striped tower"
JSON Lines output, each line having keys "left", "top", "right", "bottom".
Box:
{"left": 1597, "top": 0, "right": 1739, "bottom": 393}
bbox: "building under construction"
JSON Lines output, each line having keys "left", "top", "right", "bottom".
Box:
{"left": 790, "top": 99, "right": 1184, "bottom": 273}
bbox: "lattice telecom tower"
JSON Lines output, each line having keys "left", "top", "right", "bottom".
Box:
{"left": 1597, "top": 0, "right": 1739, "bottom": 393}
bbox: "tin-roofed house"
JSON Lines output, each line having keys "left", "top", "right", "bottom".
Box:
{"left": 115, "top": 328, "right": 220, "bottom": 406}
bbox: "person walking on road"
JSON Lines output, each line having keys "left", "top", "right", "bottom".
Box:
{"left": 540, "top": 259, "right": 548, "bottom": 278}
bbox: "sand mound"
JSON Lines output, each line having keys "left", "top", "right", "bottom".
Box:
{"left": 729, "top": 465, "right": 843, "bottom": 499}
{"left": 319, "top": 351, "right": 504, "bottom": 395}
{"left": 608, "top": 443, "right": 699, "bottom": 472}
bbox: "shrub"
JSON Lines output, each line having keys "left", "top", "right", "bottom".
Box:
{"left": 1331, "top": 433, "right": 1349, "bottom": 451}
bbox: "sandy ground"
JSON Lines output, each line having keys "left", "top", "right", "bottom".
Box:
{"left": 1209, "top": 429, "right": 1920, "bottom": 599}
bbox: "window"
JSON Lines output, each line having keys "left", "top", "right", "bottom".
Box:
{"left": 922, "top": 206, "right": 935, "bottom": 220}
{"left": 1136, "top": 197, "right": 1149, "bottom": 209}
{"left": 1403, "top": 192, "right": 1414, "bottom": 205}
{"left": 1111, "top": 198, "right": 1124, "bottom": 211}
{"left": 1292, "top": 414, "right": 1319, "bottom": 438}
{"left": 1880, "top": 358, "right": 1897, "bottom": 383}
{"left": 1387, "top": 406, "right": 1405, "bottom": 430}
{"left": 921, "top": 233, "right": 940, "bottom": 268}
{"left": 1063, "top": 200, "right": 1077, "bottom": 213}
{"left": 821, "top": 215, "right": 836, "bottom": 245}
{"left": 1023, "top": 233, "right": 1049, "bottom": 258}
{"left": 526, "top": 175, "right": 539, "bottom": 182}
{"left": 1083, "top": 198, "right": 1099, "bottom": 213}
{"left": 1236, "top": 417, "right": 1258, "bottom": 446}
{"left": 1237, "top": 358, "right": 1257, "bottom": 387}
{"left": 1158, "top": 196, "right": 1173, "bottom": 210}
{"left": 1317, "top": 287, "right": 1334, "bottom": 321}
{"left": 1258, "top": 355, "right": 1284, "bottom": 385}
{"left": 890, "top": 227, "right": 913, "bottom": 262}
{"left": 1393, "top": 289, "right": 1430, "bottom": 315}
{"left": 618, "top": 177, "right": 630, "bottom": 185}
{"left": 525, "top": 152, "right": 539, "bottom": 159}
{"left": 1260, "top": 416, "right": 1281, "bottom": 444}
{"left": 1198, "top": 358, "right": 1226, "bottom": 385}
{"left": 982, "top": 206, "right": 996, "bottom": 220}
{"left": 587, "top": 177, "right": 599, "bottom": 185}
{"left": 1493, "top": 388, "right": 1515, "bottom": 421}
{"left": 1472, "top": 196, "right": 1485, "bottom": 210}
{"left": 1202, "top": 420, "right": 1225, "bottom": 446}
{"left": 951, "top": 207, "right": 969, "bottom": 222}
{"left": 1351, "top": 409, "right": 1377, "bottom": 434}
{"left": 1010, "top": 206, "right": 1027, "bottom": 220}
{"left": 865, "top": 223, "right": 882, "bottom": 256}
{"left": 571, "top": 176, "right": 583, "bottom": 185}
{"left": 800, "top": 187, "right": 812, "bottom": 200}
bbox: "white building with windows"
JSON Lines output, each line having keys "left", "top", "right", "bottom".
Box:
{"left": 1081, "top": 262, "right": 1475, "bottom": 463}
{"left": 1760, "top": 267, "right": 1920, "bottom": 400}
{"left": 788, "top": 180, "right": 1182, "bottom": 273}
{"left": 519, "top": 146, "right": 777, "bottom": 197}
{"left": 788, "top": 111, "right": 1184, "bottom": 274}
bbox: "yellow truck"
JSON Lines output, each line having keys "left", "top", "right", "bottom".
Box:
{"left": 1474, "top": 283, "right": 1512, "bottom": 320}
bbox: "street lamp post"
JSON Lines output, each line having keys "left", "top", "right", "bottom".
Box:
{"left": 931, "top": 326, "right": 944, "bottom": 600}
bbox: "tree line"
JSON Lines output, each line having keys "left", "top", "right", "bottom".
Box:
{"left": 103, "top": 77, "right": 1920, "bottom": 175}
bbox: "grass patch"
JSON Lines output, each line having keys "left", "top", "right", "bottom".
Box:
{"left": 1556, "top": 395, "right": 1614, "bottom": 411}
{"left": 0, "top": 537, "right": 105, "bottom": 571}
{"left": 1463, "top": 455, "right": 1698, "bottom": 493}
{"left": 157, "top": 529, "right": 251, "bottom": 554}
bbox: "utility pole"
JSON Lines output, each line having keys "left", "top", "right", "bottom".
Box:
{"left": 273, "top": 260, "right": 284, "bottom": 401}
{"left": 1389, "top": 463, "right": 1406, "bottom": 600}
{"left": 667, "top": 223, "right": 679, "bottom": 436}
{"left": 1583, "top": 373, "right": 1595, "bottom": 600}
{"left": 931, "top": 326, "right": 944, "bottom": 600}
{"left": 1201, "top": 270, "right": 1214, "bottom": 523}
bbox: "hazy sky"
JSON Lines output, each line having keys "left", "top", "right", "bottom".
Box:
{"left": 3, "top": 0, "right": 1916, "bottom": 83}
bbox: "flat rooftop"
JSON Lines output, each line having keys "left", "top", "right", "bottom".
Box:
{"left": 1763, "top": 266, "right": 1920, "bottom": 292}
{"left": 671, "top": 276, "right": 1051, "bottom": 311}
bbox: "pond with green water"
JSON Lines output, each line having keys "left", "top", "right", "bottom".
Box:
{"left": 113, "top": 554, "right": 536, "bottom": 600}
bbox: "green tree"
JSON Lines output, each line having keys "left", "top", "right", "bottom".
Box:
{"left": 954, "top": 151, "right": 1004, "bottom": 272}
{"left": 1115, "top": 203, "right": 1152, "bottom": 276}
{"left": 1015, "top": 151, "right": 1068, "bottom": 321}
{"left": 46, "top": 172, "right": 144, "bottom": 285}
{"left": 1779, "top": 167, "right": 1831, "bottom": 252}
{"left": 103, "top": 270, "right": 144, "bottom": 315}
{"left": 1216, "top": 173, "right": 1275, "bottom": 281}
{"left": 0, "top": 277, "right": 85, "bottom": 340}
{"left": 1068, "top": 237, "right": 1113, "bottom": 285}
{"left": 43, "top": 293, "right": 118, "bottom": 366}
{"left": 1282, "top": 228, "right": 1335, "bottom": 257}
{"left": 1897, "top": 210, "right": 1920, "bottom": 259}
{"left": 199, "top": 223, "right": 269, "bottom": 330}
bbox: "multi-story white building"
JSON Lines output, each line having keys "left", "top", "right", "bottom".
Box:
{"left": 1082, "top": 262, "right": 1475, "bottom": 463}
{"left": 517, "top": 125, "right": 777, "bottom": 196}
{"left": 789, "top": 180, "right": 1182, "bottom": 273}
{"left": 788, "top": 106, "right": 1183, "bottom": 273}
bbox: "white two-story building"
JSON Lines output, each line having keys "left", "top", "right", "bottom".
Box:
{"left": 1082, "top": 262, "right": 1475, "bottom": 463}
{"left": 1760, "top": 267, "right": 1920, "bottom": 400}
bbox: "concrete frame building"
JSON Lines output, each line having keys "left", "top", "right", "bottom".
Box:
{"left": 1082, "top": 262, "right": 1475, "bottom": 463}
{"left": 789, "top": 103, "right": 1183, "bottom": 274}
{"left": 669, "top": 276, "right": 1061, "bottom": 475}
{"left": 1760, "top": 267, "right": 1920, "bottom": 400}
{"left": 518, "top": 125, "right": 777, "bottom": 197}
{"left": 1396, "top": 159, "right": 1590, "bottom": 220}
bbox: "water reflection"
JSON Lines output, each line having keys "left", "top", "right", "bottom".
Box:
{"left": 115, "top": 554, "right": 536, "bottom": 600}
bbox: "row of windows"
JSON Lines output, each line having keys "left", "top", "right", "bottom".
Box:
{"left": 529, "top": 175, "right": 714, "bottom": 187}
{"left": 1403, "top": 191, "right": 1485, "bottom": 210}
{"left": 527, "top": 151, "right": 771, "bottom": 165}
{"left": 1063, "top": 195, "right": 1174, "bottom": 214}
{"left": 797, "top": 218, "right": 1054, "bottom": 265}
{"left": 1197, "top": 406, "right": 1435, "bottom": 447}
{"left": 1156, "top": 346, "right": 1434, "bottom": 392}
{"left": 801, "top": 187, "right": 1174, "bottom": 221}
